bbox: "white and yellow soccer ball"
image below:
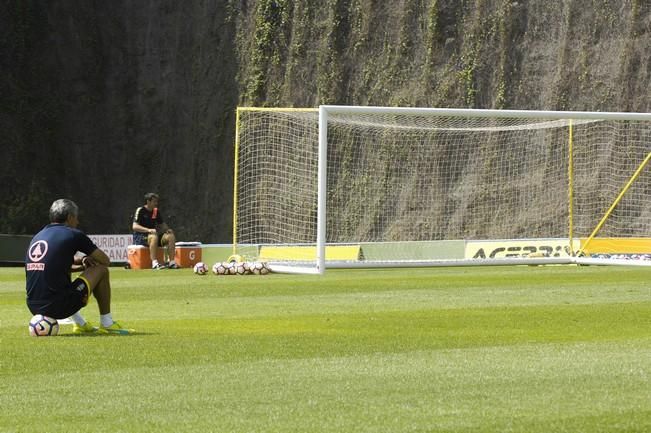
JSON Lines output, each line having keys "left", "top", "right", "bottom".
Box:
{"left": 193, "top": 262, "right": 208, "bottom": 275}
{"left": 29, "top": 314, "right": 59, "bottom": 337}
{"left": 212, "top": 262, "right": 229, "bottom": 275}
{"left": 260, "top": 262, "right": 271, "bottom": 275}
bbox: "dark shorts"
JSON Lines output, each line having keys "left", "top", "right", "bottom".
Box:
{"left": 27, "top": 276, "right": 91, "bottom": 319}
{"left": 133, "top": 232, "right": 164, "bottom": 247}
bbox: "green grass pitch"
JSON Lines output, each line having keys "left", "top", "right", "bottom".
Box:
{"left": 1, "top": 265, "right": 650, "bottom": 432}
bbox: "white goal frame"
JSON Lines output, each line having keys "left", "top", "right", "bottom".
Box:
{"left": 235, "top": 106, "right": 651, "bottom": 274}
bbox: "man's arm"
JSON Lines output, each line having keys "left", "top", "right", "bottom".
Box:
{"left": 133, "top": 221, "right": 156, "bottom": 234}
{"left": 132, "top": 206, "right": 156, "bottom": 234}
{"left": 89, "top": 248, "right": 110, "bottom": 266}
{"left": 71, "top": 248, "right": 110, "bottom": 271}
{"left": 71, "top": 256, "right": 85, "bottom": 272}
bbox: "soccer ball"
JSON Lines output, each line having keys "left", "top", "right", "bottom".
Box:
{"left": 249, "top": 261, "right": 263, "bottom": 275}
{"left": 193, "top": 262, "right": 208, "bottom": 275}
{"left": 249, "top": 261, "right": 271, "bottom": 275}
{"left": 29, "top": 315, "right": 59, "bottom": 337}
{"left": 234, "top": 262, "right": 248, "bottom": 275}
{"left": 212, "top": 261, "right": 229, "bottom": 275}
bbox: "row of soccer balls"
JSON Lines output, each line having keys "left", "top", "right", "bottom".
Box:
{"left": 194, "top": 261, "right": 271, "bottom": 276}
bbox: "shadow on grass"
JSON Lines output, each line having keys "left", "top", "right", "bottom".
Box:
{"left": 58, "top": 331, "right": 156, "bottom": 337}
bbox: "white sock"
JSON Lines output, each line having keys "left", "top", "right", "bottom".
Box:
{"left": 152, "top": 259, "right": 159, "bottom": 268}
{"left": 70, "top": 311, "right": 86, "bottom": 326}
{"left": 100, "top": 313, "right": 114, "bottom": 328}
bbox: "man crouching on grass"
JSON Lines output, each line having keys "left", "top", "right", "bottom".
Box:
{"left": 25, "top": 199, "right": 134, "bottom": 335}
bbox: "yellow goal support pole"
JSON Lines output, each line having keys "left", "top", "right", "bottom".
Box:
{"left": 579, "top": 151, "right": 651, "bottom": 255}
{"left": 567, "top": 120, "right": 575, "bottom": 256}
{"left": 232, "top": 107, "right": 241, "bottom": 257}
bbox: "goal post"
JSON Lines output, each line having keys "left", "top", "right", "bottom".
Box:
{"left": 232, "top": 107, "right": 322, "bottom": 274}
{"left": 233, "top": 106, "right": 651, "bottom": 273}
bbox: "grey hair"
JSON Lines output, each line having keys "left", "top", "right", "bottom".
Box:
{"left": 49, "top": 199, "right": 79, "bottom": 223}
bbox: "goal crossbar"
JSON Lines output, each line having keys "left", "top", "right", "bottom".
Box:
{"left": 321, "top": 105, "right": 651, "bottom": 121}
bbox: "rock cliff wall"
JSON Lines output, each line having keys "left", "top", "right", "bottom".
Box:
{"left": 1, "top": 0, "right": 649, "bottom": 241}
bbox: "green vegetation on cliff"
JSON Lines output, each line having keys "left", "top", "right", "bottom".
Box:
{"left": 1, "top": 0, "right": 649, "bottom": 240}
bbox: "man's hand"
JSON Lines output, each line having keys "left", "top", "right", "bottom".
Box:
{"left": 81, "top": 256, "right": 98, "bottom": 269}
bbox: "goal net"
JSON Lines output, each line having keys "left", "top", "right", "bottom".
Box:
{"left": 233, "top": 106, "right": 651, "bottom": 273}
